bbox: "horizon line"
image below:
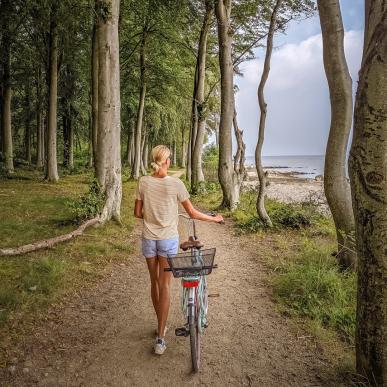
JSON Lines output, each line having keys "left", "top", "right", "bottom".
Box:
{"left": 245, "top": 154, "right": 325, "bottom": 157}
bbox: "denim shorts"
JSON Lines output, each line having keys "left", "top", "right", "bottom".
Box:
{"left": 142, "top": 237, "right": 179, "bottom": 258}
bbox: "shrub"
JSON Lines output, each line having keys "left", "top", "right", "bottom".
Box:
{"left": 235, "top": 195, "right": 324, "bottom": 233}
{"left": 66, "top": 179, "right": 105, "bottom": 222}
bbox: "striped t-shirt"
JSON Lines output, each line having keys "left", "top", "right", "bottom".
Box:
{"left": 135, "top": 175, "right": 190, "bottom": 240}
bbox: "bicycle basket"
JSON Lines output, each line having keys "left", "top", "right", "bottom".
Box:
{"left": 167, "top": 248, "right": 216, "bottom": 278}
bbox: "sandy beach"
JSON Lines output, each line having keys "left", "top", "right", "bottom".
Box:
{"left": 243, "top": 167, "right": 328, "bottom": 211}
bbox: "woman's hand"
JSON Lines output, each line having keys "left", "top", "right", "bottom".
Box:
{"left": 213, "top": 214, "right": 224, "bottom": 224}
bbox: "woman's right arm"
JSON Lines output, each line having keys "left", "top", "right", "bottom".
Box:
{"left": 134, "top": 199, "right": 143, "bottom": 219}
{"left": 181, "top": 199, "right": 223, "bottom": 223}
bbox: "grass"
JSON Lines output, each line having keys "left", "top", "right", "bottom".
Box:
{"left": 0, "top": 168, "right": 137, "bottom": 353}
{"left": 271, "top": 238, "right": 356, "bottom": 342}
{"left": 192, "top": 182, "right": 356, "bottom": 347}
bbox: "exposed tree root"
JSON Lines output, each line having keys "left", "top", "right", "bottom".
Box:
{"left": 0, "top": 217, "right": 100, "bottom": 257}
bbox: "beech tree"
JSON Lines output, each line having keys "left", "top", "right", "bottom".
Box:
{"left": 0, "top": 0, "right": 14, "bottom": 174}
{"left": 215, "top": 0, "right": 244, "bottom": 209}
{"left": 317, "top": 0, "right": 356, "bottom": 270}
{"left": 255, "top": 0, "right": 283, "bottom": 228}
{"left": 349, "top": 1, "right": 387, "bottom": 384}
{"left": 94, "top": 0, "right": 122, "bottom": 223}
{"left": 189, "top": 0, "right": 214, "bottom": 191}
{"left": 45, "top": 3, "right": 59, "bottom": 181}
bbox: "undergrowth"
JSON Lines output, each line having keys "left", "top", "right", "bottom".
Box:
{"left": 0, "top": 170, "right": 136, "bottom": 351}
{"left": 192, "top": 181, "right": 356, "bottom": 346}
{"left": 66, "top": 179, "right": 106, "bottom": 222}
{"left": 271, "top": 239, "right": 356, "bottom": 342}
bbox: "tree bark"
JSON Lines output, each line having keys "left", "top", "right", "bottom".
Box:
{"left": 62, "top": 108, "right": 74, "bottom": 170}
{"left": 215, "top": 0, "right": 242, "bottom": 209}
{"left": 140, "top": 132, "right": 147, "bottom": 175}
{"left": 317, "top": 0, "right": 356, "bottom": 269}
{"left": 0, "top": 217, "right": 100, "bottom": 257}
{"left": 91, "top": 22, "right": 99, "bottom": 168}
{"left": 173, "top": 140, "right": 177, "bottom": 166}
{"left": 45, "top": 7, "right": 59, "bottom": 182}
{"left": 349, "top": 2, "right": 387, "bottom": 384}
{"left": 233, "top": 110, "right": 246, "bottom": 178}
{"left": 1, "top": 1, "right": 14, "bottom": 174}
{"left": 24, "top": 85, "right": 32, "bottom": 164}
{"left": 180, "top": 125, "right": 187, "bottom": 168}
{"left": 126, "top": 120, "right": 133, "bottom": 164}
{"left": 191, "top": 0, "right": 213, "bottom": 191}
{"left": 143, "top": 135, "right": 148, "bottom": 170}
{"left": 95, "top": 0, "right": 122, "bottom": 223}
{"left": 132, "top": 30, "right": 147, "bottom": 180}
{"left": 255, "top": 0, "right": 283, "bottom": 227}
{"left": 36, "top": 66, "right": 44, "bottom": 169}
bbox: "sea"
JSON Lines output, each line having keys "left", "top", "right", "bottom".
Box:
{"left": 244, "top": 155, "right": 325, "bottom": 179}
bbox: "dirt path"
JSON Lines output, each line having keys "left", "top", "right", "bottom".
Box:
{"left": 1, "top": 219, "right": 342, "bottom": 387}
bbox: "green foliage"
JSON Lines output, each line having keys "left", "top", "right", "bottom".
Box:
{"left": 272, "top": 239, "right": 356, "bottom": 342}
{"left": 234, "top": 187, "right": 325, "bottom": 233}
{"left": 67, "top": 179, "right": 105, "bottom": 222}
{"left": 202, "top": 144, "right": 219, "bottom": 183}
{"left": 193, "top": 181, "right": 221, "bottom": 195}
{"left": 97, "top": 0, "right": 112, "bottom": 21}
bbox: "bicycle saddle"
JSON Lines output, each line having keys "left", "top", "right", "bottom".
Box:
{"left": 180, "top": 236, "right": 204, "bottom": 251}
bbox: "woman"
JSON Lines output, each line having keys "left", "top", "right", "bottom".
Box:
{"left": 134, "top": 145, "right": 223, "bottom": 355}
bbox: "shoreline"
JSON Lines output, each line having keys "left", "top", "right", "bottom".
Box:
{"left": 243, "top": 167, "right": 328, "bottom": 212}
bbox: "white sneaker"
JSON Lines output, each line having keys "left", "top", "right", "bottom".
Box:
{"left": 154, "top": 338, "right": 167, "bottom": 355}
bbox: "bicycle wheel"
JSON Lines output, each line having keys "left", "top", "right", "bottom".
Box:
{"left": 189, "top": 292, "right": 200, "bottom": 372}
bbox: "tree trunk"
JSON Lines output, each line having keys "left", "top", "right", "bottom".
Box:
{"left": 126, "top": 120, "right": 132, "bottom": 164}
{"left": 233, "top": 110, "right": 246, "bottom": 179}
{"left": 349, "top": 2, "right": 387, "bottom": 384}
{"left": 317, "top": 0, "right": 356, "bottom": 269}
{"left": 45, "top": 8, "right": 59, "bottom": 182}
{"left": 62, "top": 109, "right": 74, "bottom": 170}
{"left": 91, "top": 22, "right": 99, "bottom": 168}
{"left": 191, "top": 0, "right": 213, "bottom": 191}
{"left": 187, "top": 58, "right": 199, "bottom": 182}
{"left": 63, "top": 114, "right": 68, "bottom": 167}
{"left": 2, "top": 88, "right": 13, "bottom": 174}
{"left": 180, "top": 126, "right": 186, "bottom": 168}
{"left": 1, "top": 3, "right": 14, "bottom": 174}
{"left": 87, "top": 106, "right": 93, "bottom": 167}
{"left": 95, "top": 0, "right": 122, "bottom": 223}
{"left": 68, "top": 114, "right": 74, "bottom": 169}
{"left": 24, "top": 85, "right": 32, "bottom": 164}
{"left": 143, "top": 135, "right": 148, "bottom": 170}
{"left": 36, "top": 67, "right": 44, "bottom": 169}
{"left": 255, "top": 0, "right": 283, "bottom": 227}
{"left": 140, "top": 132, "right": 147, "bottom": 175}
{"left": 215, "top": 0, "right": 242, "bottom": 210}
{"left": 132, "top": 31, "right": 147, "bottom": 180}
{"left": 173, "top": 140, "right": 177, "bottom": 166}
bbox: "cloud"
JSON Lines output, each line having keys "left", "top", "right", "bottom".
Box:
{"left": 235, "top": 29, "right": 364, "bottom": 156}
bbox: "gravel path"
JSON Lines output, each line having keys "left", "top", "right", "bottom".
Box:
{"left": 1, "top": 216, "right": 343, "bottom": 387}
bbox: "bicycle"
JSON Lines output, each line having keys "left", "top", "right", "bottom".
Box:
{"left": 165, "top": 213, "right": 218, "bottom": 373}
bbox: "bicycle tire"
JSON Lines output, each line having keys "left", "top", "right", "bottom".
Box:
{"left": 189, "top": 289, "right": 200, "bottom": 373}
{"left": 189, "top": 320, "right": 200, "bottom": 372}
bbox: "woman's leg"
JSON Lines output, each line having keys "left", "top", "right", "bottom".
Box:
{"left": 146, "top": 257, "right": 160, "bottom": 319}
{"left": 157, "top": 256, "right": 172, "bottom": 338}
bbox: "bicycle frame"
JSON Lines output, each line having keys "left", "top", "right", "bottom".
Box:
{"left": 167, "top": 213, "right": 216, "bottom": 373}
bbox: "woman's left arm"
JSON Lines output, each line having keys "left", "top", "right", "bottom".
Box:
{"left": 134, "top": 199, "right": 143, "bottom": 219}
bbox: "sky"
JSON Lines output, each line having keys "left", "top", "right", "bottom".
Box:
{"left": 234, "top": 0, "right": 365, "bottom": 157}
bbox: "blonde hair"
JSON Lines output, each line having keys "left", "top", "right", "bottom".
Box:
{"left": 151, "top": 145, "right": 171, "bottom": 172}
